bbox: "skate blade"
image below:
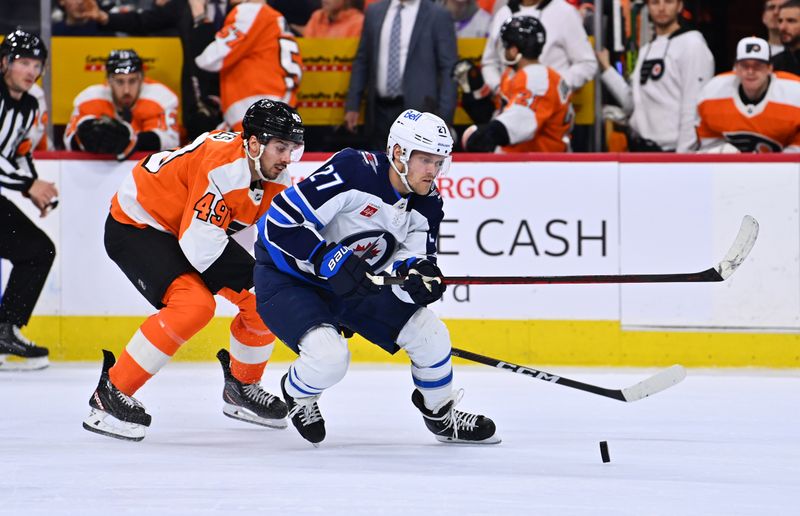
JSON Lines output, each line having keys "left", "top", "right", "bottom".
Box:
{"left": 0, "top": 355, "right": 49, "bottom": 371}
{"left": 435, "top": 434, "right": 502, "bottom": 445}
{"left": 223, "top": 403, "right": 288, "bottom": 429}
{"left": 82, "top": 408, "right": 146, "bottom": 442}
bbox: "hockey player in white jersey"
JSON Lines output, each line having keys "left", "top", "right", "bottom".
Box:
{"left": 254, "top": 110, "right": 500, "bottom": 446}
{"left": 597, "top": 0, "right": 714, "bottom": 152}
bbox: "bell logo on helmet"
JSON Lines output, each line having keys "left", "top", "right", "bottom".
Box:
{"left": 403, "top": 110, "right": 423, "bottom": 121}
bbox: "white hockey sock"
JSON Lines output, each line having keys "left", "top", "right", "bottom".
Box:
{"left": 411, "top": 354, "right": 453, "bottom": 410}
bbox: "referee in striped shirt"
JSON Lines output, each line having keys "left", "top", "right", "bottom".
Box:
{"left": 0, "top": 29, "right": 56, "bottom": 370}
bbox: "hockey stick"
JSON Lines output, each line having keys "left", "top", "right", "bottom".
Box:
{"left": 371, "top": 215, "right": 759, "bottom": 286}
{"left": 451, "top": 347, "right": 687, "bottom": 402}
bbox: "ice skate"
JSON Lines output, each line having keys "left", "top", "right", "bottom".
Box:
{"left": 0, "top": 323, "right": 49, "bottom": 371}
{"left": 412, "top": 389, "right": 501, "bottom": 444}
{"left": 281, "top": 373, "right": 325, "bottom": 445}
{"left": 217, "top": 349, "right": 288, "bottom": 429}
{"left": 82, "top": 350, "right": 151, "bottom": 442}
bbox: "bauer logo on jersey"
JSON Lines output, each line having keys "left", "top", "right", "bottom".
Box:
{"left": 359, "top": 203, "right": 379, "bottom": 218}
{"left": 640, "top": 59, "right": 665, "bottom": 84}
{"left": 341, "top": 231, "right": 398, "bottom": 271}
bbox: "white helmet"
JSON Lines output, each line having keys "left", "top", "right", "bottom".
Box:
{"left": 386, "top": 109, "right": 453, "bottom": 193}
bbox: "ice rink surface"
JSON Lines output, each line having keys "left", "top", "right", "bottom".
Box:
{"left": 2, "top": 362, "right": 798, "bottom": 515}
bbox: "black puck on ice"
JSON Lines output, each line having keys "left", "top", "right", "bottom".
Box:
{"left": 599, "top": 441, "right": 610, "bottom": 463}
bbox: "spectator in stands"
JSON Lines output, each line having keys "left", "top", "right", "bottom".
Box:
{"left": 304, "top": 0, "right": 364, "bottom": 38}
{"left": 481, "top": 0, "right": 596, "bottom": 93}
{"left": 695, "top": 37, "right": 800, "bottom": 154}
{"left": 195, "top": 0, "right": 302, "bottom": 131}
{"left": 764, "top": 0, "right": 785, "bottom": 57}
{"left": 461, "top": 16, "right": 572, "bottom": 153}
{"left": 774, "top": 0, "right": 800, "bottom": 76}
{"left": 442, "top": 0, "right": 491, "bottom": 38}
{"left": 344, "top": 0, "right": 458, "bottom": 150}
{"left": 64, "top": 49, "right": 180, "bottom": 159}
{"left": 596, "top": 0, "right": 714, "bottom": 152}
{"left": 80, "top": 0, "right": 228, "bottom": 140}
{"left": 52, "top": 0, "right": 103, "bottom": 36}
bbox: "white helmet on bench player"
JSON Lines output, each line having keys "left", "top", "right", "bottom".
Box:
{"left": 386, "top": 109, "right": 453, "bottom": 193}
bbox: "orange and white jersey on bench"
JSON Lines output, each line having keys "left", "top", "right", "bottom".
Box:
{"left": 63, "top": 78, "right": 180, "bottom": 151}
{"left": 195, "top": 2, "right": 302, "bottom": 131}
{"left": 495, "top": 63, "right": 573, "bottom": 153}
{"left": 696, "top": 71, "right": 800, "bottom": 153}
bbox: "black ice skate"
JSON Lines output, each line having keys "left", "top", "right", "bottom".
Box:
{"left": 82, "top": 349, "right": 152, "bottom": 442}
{"left": 412, "top": 389, "right": 501, "bottom": 444}
{"left": 217, "top": 349, "right": 288, "bottom": 429}
{"left": 0, "top": 323, "right": 49, "bottom": 371}
{"left": 281, "top": 373, "right": 325, "bottom": 446}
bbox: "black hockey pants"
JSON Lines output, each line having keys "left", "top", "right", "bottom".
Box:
{"left": 0, "top": 194, "right": 55, "bottom": 327}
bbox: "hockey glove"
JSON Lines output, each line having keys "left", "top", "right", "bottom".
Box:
{"left": 77, "top": 116, "right": 135, "bottom": 157}
{"left": 452, "top": 59, "right": 491, "bottom": 99}
{"left": 396, "top": 259, "right": 446, "bottom": 305}
{"left": 312, "top": 243, "right": 381, "bottom": 299}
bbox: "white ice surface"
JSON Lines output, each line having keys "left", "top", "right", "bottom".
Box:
{"left": 2, "top": 364, "right": 798, "bottom": 515}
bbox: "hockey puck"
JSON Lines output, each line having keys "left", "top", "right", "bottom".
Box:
{"left": 599, "top": 441, "right": 611, "bottom": 463}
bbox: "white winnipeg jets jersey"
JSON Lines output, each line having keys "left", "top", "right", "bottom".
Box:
{"left": 601, "top": 28, "right": 714, "bottom": 151}
{"left": 256, "top": 148, "right": 443, "bottom": 287}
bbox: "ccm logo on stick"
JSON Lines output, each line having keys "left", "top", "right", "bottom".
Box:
{"left": 498, "top": 362, "right": 560, "bottom": 382}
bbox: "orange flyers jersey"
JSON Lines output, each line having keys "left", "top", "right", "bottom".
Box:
{"left": 495, "top": 64, "right": 573, "bottom": 153}
{"left": 110, "top": 131, "right": 290, "bottom": 273}
{"left": 28, "top": 83, "right": 50, "bottom": 151}
{"left": 63, "top": 78, "right": 180, "bottom": 151}
{"left": 194, "top": 3, "right": 302, "bottom": 130}
{"left": 696, "top": 72, "right": 800, "bottom": 153}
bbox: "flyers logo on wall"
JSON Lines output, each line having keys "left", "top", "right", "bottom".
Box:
{"left": 50, "top": 37, "right": 183, "bottom": 125}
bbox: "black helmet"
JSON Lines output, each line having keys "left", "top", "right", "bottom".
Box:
{"left": 242, "top": 99, "right": 304, "bottom": 145}
{"left": 500, "top": 16, "right": 547, "bottom": 60}
{"left": 106, "top": 49, "right": 143, "bottom": 76}
{"left": 1, "top": 29, "right": 48, "bottom": 65}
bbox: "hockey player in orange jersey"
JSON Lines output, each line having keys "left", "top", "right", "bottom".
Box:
{"left": 461, "top": 16, "right": 573, "bottom": 153}
{"left": 195, "top": 0, "right": 302, "bottom": 131}
{"left": 82, "top": 100, "right": 305, "bottom": 442}
{"left": 64, "top": 49, "right": 180, "bottom": 160}
{"left": 696, "top": 36, "right": 800, "bottom": 153}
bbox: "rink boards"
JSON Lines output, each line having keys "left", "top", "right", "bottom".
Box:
{"left": 2, "top": 153, "right": 799, "bottom": 366}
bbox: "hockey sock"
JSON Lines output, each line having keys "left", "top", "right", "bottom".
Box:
{"left": 396, "top": 308, "right": 454, "bottom": 410}
{"left": 410, "top": 354, "right": 453, "bottom": 410}
{"left": 109, "top": 273, "right": 215, "bottom": 396}
{"left": 221, "top": 288, "right": 276, "bottom": 384}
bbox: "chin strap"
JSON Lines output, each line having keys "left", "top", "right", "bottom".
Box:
{"left": 501, "top": 53, "right": 522, "bottom": 67}
{"left": 389, "top": 157, "right": 415, "bottom": 194}
{"left": 244, "top": 140, "right": 267, "bottom": 181}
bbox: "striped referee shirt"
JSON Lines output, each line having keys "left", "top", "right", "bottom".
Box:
{"left": 0, "top": 78, "right": 39, "bottom": 193}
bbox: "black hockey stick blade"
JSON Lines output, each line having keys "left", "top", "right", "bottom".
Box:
{"left": 451, "top": 347, "right": 687, "bottom": 402}
{"left": 370, "top": 215, "right": 759, "bottom": 286}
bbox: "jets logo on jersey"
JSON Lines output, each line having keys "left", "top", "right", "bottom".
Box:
{"left": 359, "top": 203, "right": 379, "bottom": 218}
{"left": 340, "top": 231, "right": 398, "bottom": 271}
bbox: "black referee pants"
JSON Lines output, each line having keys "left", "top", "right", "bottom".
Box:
{"left": 0, "top": 194, "right": 55, "bottom": 328}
